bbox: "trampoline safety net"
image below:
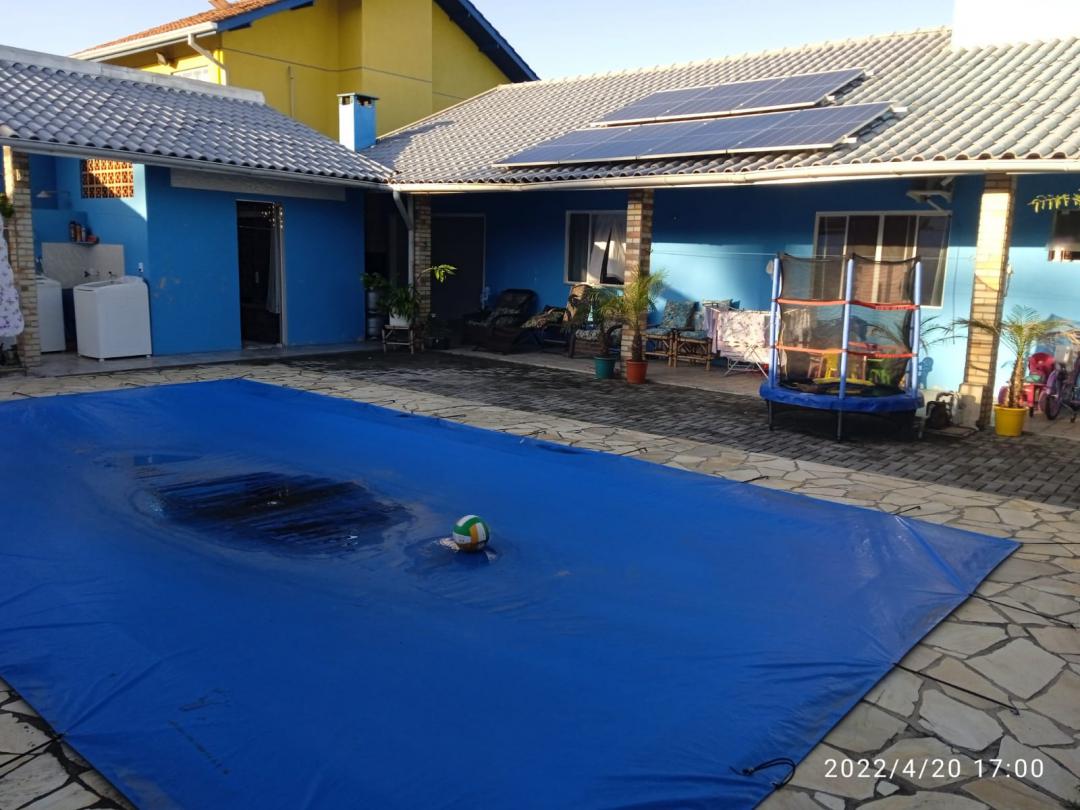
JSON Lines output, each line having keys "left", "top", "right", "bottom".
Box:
{"left": 771, "top": 253, "right": 921, "bottom": 398}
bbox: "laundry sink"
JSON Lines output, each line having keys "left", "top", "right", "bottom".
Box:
{"left": 74, "top": 276, "right": 152, "bottom": 360}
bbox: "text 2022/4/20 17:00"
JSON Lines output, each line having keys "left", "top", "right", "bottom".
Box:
{"left": 825, "top": 757, "right": 1044, "bottom": 781}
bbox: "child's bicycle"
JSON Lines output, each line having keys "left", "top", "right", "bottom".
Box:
{"left": 1039, "top": 330, "right": 1080, "bottom": 421}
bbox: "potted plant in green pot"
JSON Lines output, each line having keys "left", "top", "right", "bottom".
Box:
{"left": 363, "top": 264, "right": 455, "bottom": 328}
{"left": 610, "top": 270, "right": 666, "bottom": 384}
{"left": 589, "top": 287, "right": 622, "bottom": 380}
{"left": 955, "top": 305, "right": 1064, "bottom": 437}
{"left": 563, "top": 285, "right": 620, "bottom": 379}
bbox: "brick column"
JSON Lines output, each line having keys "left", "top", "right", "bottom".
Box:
{"left": 411, "top": 194, "right": 432, "bottom": 323}
{"left": 2, "top": 147, "right": 40, "bottom": 368}
{"left": 620, "top": 188, "right": 654, "bottom": 358}
{"left": 957, "top": 174, "right": 1015, "bottom": 428}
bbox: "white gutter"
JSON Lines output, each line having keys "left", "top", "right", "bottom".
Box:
{"left": 72, "top": 23, "right": 216, "bottom": 62}
{"left": 391, "top": 191, "right": 416, "bottom": 285}
{"left": 187, "top": 33, "right": 228, "bottom": 86}
{"left": 387, "top": 159, "right": 1080, "bottom": 194}
{"left": 0, "top": 139, "right": 387, "bottom": 191}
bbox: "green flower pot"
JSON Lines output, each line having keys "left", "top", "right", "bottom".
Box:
{"left": 594, "top": 356, "right": 616, "bottom": 380}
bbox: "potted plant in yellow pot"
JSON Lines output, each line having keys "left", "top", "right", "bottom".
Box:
{"left": 956, "top": 305, "right": 1064, "bottom": 437}
{"left": 610, "top": 270, "right": 666, "bottom": 384}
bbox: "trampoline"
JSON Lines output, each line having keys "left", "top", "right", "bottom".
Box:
{"left": 761, "top": 253, "right": 924, "bottom": 439}
{"left": 0, "top": 380, "right": 1014, "bottom": 809}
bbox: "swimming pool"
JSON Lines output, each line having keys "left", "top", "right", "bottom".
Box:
{"left": 0, "top": 380, "right": 1015, "bottom": 808}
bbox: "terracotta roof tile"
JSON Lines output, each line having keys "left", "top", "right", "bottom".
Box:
{"left": 79, "top": 0, "right": 280, "bottom": 53}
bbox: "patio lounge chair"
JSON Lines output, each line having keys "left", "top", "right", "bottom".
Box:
{"left": 521, "top": 283, "right": 590, "bottom": 350}
{"left": 642, "top": 300, "right": 696, "bottom": 365}
{"left": 464, "top": 288, "right": 538, "bottom": 352}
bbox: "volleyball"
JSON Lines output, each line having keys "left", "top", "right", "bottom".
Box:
{"left": 451, "top": 515, "right": 490, "bottom": 552}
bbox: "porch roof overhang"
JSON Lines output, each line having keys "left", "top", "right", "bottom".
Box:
{"left": 71, "top": 24, "right": 218, "bottom": 63}
{"left": 386, "top": 158, "right": 1080, "bottom": 194}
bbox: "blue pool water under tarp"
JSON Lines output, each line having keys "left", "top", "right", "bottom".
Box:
{"left": 0, "top": 380, "right": 1015, "bottom": 809}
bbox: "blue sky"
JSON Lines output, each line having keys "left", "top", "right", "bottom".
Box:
{"left": 4, "top": 0, "right": 953, "bottom": 78}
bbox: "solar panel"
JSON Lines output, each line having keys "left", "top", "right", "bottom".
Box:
{"left": 598, "top": 68, "right": 865, "bottom": 125}
{"left": 496, "top": 102, "right": 891, "bottom": 167}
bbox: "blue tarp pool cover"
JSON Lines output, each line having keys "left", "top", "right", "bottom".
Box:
{"left": 0, "top": 380, "right": 1015, "bottom": 809}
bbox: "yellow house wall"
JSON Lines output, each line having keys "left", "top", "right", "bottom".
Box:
{"left": 103, "top": 0, "right": 516, "bottom": 138}
{"left": 221, "top": 0, "right": 342, "bottom": 137}
{"left": 355, "top": 0, "right": 435, "bottom": 135}
{"left": 431, "top": 3, "right": 508, "bottom": 112}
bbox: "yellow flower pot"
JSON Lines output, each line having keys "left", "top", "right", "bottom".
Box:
{"left": 993, "top": 404, "right": 1026, "bottom": 437}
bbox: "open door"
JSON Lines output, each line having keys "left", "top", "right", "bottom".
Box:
{"left": 431, "top": 215, "right": 485, "bottom": 321}
{"left": 237, "top": 201, "right": 283, "bottom": 345}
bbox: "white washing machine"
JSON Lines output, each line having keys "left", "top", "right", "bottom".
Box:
{"left": 74, "top": 276, "right": 152, "bottom": 360}
{"left": 36, "top": 276, "right": 65, "bottom": 353}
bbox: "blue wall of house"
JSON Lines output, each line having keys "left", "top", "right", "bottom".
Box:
{"left": 434, "top": 189, "right": 629, "bottom": 309}
{"left": 433, "top": 177, "right": 987, "bottom": 390}
{"left": 1007, "top": 174, "right": 1080, "bottom": 325}
{"left": 30, "top": 155, "right": 149, "bottom": 276}
{"left": 143, "top": 167, "right": 365, "bottom": 355}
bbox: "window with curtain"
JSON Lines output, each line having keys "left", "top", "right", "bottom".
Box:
{"left": 812, "top": 212, "right": 951, "bottom": 306}
{"left": 566, "top": 211, "right": 626, "bottom": 286}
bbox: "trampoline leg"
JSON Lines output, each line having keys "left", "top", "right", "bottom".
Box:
{"left": 767, "top": 401, "right": 773, "bottom": 431}
{"left": 836, "top": 410, "right": 844, "bottom": 442}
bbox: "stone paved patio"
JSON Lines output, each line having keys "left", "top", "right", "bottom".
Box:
{"left": 0, "top": 355, "right": 1078, "bottom": 809}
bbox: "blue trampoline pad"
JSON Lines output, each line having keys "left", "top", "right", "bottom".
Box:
{"left": 0, "top": 380, "right": 1015, "bottom": 809}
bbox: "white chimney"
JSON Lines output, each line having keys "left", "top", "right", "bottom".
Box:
{"left": 952, "top": 0, "right": 1080, "bottom": 48}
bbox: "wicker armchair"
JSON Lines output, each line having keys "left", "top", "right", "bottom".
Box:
{"left": 642, "top": 300, "right": 696, "bottom": 365}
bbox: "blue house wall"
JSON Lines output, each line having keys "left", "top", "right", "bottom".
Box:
{"left": 432, "top": 176, "right": 992, "bottom": 390}
{"left": 29, "top": 155, "right": 149, "bottom": 276}
{"left": 1006, "top": 174, "right": 1080, "bottom": 330}
{"left": 143, "top": 167, "right": 366, "bottom": 355}
{"left": 26, "top": 155, "right": 365, "bottom": 356}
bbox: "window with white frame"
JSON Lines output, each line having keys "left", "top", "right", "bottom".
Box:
{"left": 174, "top": 65, "right": 212, "bottom": 83}
{"left": 813, "top": 212, "right": 951, "bottom": 306}
{"left": 1048, "top": 210, "right": 1080, "bottom": 262}
{"left": 566, "top": 211, "right": 626, "bottom": 285}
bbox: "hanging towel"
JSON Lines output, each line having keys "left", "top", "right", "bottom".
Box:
{"left": 0, "top": 214, "right": 25, "bottom": 340}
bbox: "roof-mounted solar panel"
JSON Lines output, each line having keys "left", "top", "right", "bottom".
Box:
{"left": 597, "top": 68, "right": 865, "bottom": 126}
{"left": 495, "top": 102, "right": 891, "bottom": 167}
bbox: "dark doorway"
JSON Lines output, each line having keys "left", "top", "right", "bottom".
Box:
{"left": 237, "top": 201, "right": 283, "bottom": 345}
{"left": 431, "top": 215, "right": 485, "bottom": 321}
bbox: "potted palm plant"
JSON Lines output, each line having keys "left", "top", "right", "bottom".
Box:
{"left": 609, "top": 270, "right": 666, "bottom": 384}
{"left": 563, "top": 286, "right": 620, "bottom": 379}
{"left": 363, "top": 264, "right": 455, "bottom": 327}
{"left": 955, "top": 305, "right": 1065, "bottom": 437}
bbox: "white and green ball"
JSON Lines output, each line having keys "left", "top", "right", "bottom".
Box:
{"left": 451, "top": 515, "right": 490, "bottom": 552}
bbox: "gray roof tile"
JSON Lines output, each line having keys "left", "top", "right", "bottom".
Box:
{"left": 0, "top": 45, "right": 390, "bottom": 185}
{"left": 365, "top": 28, "right": 1080, "bottom": 186}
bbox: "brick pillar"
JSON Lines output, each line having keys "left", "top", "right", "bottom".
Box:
{"left": 620, "top": 189, "right": 654, "bottom": 358}
{"left": 412, "top": 194, "right": 432, "bottom": 323}
{"left": 957, "top": 174, "right": 1015, "bottom": 428}
{"left": 2, "top": 147, "right": 40, "bottom": 368}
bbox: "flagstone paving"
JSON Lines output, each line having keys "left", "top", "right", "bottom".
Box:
{"left": 0, "top": 356, "right": 1078, "bottom": 809}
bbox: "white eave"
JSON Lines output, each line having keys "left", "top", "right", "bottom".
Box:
{"left": 387, "top": 158, "right": 1080, "bottom": 194}
{"left": 71, "top": 23, "right": 217, "bottom": 62}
